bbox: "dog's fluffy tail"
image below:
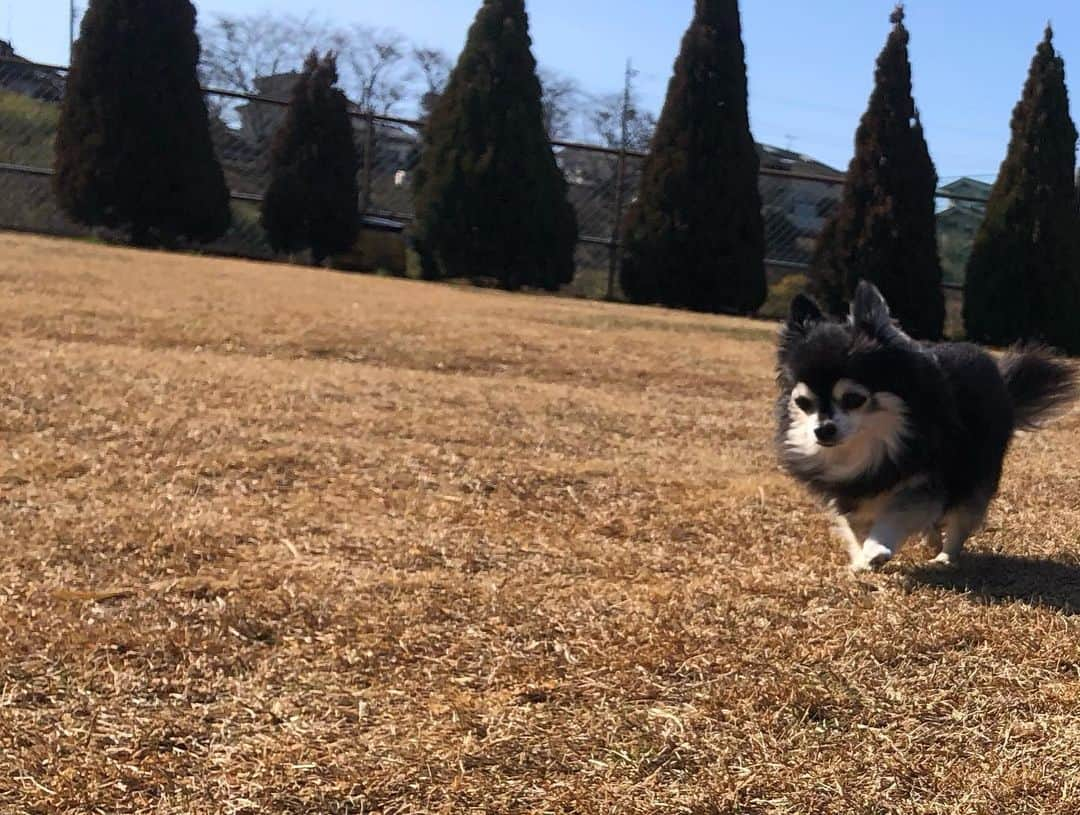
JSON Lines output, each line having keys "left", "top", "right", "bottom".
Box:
{"left": 999, "top": 345, "right": 1079, "bottom": 431}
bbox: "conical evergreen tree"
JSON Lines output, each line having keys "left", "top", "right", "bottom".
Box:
{"left": 619, "top": 0, "right": 765, "bottom": 315}
{"left": 811, "top": 6, "right": 944, "bottom": 340}
{"left": 411, "top": 0, "right": 578, "bottom": 291}
{"left": 54, "top": 0, "right": 230, "bottom": 246}
{"left": 964, "top": 26, "right": 1080, "bottom": 353}
{"left": 261, "top": 52, "right": 360, "bottom": 266}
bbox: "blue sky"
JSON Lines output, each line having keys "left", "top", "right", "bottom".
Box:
{"left": 7, "top": 1, "right": 1080, "bottom": 181}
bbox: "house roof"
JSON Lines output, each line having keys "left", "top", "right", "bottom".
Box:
{"left": 757, "top": 144, "right": 844, "bottom": 179}
{"left": 936, "top": 205, "right": 984, "bottom": 226}
{"left": 557, "top": 141, "right": 844, "bottom": 182}
{"left": 251, "top": 73, "right": 301, "bottom": 100}
{"left": 939, "top": 177, "right": 993, "bottom": 196}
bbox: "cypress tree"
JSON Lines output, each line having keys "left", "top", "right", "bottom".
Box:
{"left": 964, "top": 26, "right": 1080, "bottom": 353}
{"left": 619, "top": 0, "right": 766, "bottom": 315}
{"left": 54, "top": 0, "right": 230, "bottom": 246}
{"left": 261, "top": 52, "right": 360, "bottom": 266}
{"left": 411, "top": 0, "right": 578, "bottom": 291}
{"left": 811, "top": 6, "right": 944, "bottom": 340}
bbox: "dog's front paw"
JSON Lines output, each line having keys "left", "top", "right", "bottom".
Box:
{"left": 929, "top": 551, "right": 959, "bottom": 568}
{"left": 853, "top": 541, "right": 893, "bottom": 572}
{"left": 849, "top": 555, "right": 874, "bottom": 573}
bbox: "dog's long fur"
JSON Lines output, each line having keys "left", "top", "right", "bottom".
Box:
{"left": 776, "top": 281, "right": 1078, "bottom": 571}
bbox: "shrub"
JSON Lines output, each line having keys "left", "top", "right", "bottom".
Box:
{"left": 411, "top": 0, "right": 578, "bottom": 291}
{"left": 54, "top": 0, "right": 231, "bottom": 246}
{"left": 0, "top": 91, "right": 57, "bottom": 166}
{"left": 811, "top": 6, "right": 944, "bottom": 340}
{"left": 334, "top": 229, "right": 408, "bottom": 276}
{"left": 261, "top": 52, "right": 359, "bottom": 266}
{"left": 964, "top": 26, "right": 1080, "bottom": 353}
{"left": 619, "top": 0, "right": 766, "bottom": 315}
{"left": 759, "top": 273, "right": 810, "bottom": 321}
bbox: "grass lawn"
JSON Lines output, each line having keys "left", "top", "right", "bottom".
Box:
{"left": 0, "top": 232, "right": 1078, "bottom": 813}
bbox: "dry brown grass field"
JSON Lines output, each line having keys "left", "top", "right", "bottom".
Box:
{"left": 1, "top": 232, "right": 1079, "bottom": 814}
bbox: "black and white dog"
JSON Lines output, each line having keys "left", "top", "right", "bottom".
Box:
{"left": 777, "top": 281, "right": 1077, "bottom": 571}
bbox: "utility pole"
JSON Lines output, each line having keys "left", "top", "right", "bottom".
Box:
{"left": 606, "top": 58, "right": 636, "bottom": 302}
{"left": 620, "top": 59, "right": 636, "bottom": 154}
{"left": 69, "top": 0, "right": 76, "bottom": 63}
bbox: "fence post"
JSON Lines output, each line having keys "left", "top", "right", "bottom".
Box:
{"left": 360, "top": 111, "right": 375, "bottom": 218}
{"left": 606, "top": 145, "right": 628, "bottom": 302}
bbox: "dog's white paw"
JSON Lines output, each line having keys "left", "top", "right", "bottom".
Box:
{"left": 849, "top": 556, "right": 873, "bottom": 573}
{"left": 929, "top": 551, "right": 958, "bottom": 568}
{"left": 855, "top": 541, "right": 893, "bottom": 571}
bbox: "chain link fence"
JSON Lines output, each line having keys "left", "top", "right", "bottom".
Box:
{"left": 0, "top": 55, "right": 986, "bottom": 321}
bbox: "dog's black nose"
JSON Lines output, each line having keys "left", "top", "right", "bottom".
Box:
{"left": 815, "top": 422, "right": 838, "bottom": 443}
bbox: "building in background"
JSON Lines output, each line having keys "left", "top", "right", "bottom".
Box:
{"left": 936, "top": 177, "right": 992, "bottom": 286}
{"left": 556, "top": 141, "right": 845, "bottom": 262}
{"left": 757, "top": 144, "right": 844, "bottom": 268}
{"left": 0, "top": 41, "right": 65, "bottom": 102}
{"left": 235, "top": 73, "right": 301, "bottom": 146}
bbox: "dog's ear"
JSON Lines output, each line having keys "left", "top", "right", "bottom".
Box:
{"left": 779, "top": 294, "right": 824, "bottom": 368}
{"left": 789, "top": 294, "right": 824, "bottom": 330}
{"left": 851, "top": 281, "right": 889, "bottom": 327}
{"left": 851, "top": 280, "right": 909, "bottom": 345}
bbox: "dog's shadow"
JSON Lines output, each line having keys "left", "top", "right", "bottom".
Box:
{"left": 905, "top": 551, "right": 1080, "bottom": 614}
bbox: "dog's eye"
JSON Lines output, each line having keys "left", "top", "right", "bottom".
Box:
{"left": 840, "top": 392, "right": 868, "bottom": 411}
{"left": 794, "top": 395, "right": 815, "bottom": 413}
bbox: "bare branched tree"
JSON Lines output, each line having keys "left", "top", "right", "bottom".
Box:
{"left": 199, "top": 11, "right": 650, "bottom": 147}
{"left": 330, "top": 24, "right": 415, "bottom": 116}
{"left": 590, "top": 61, "right": 656, "bottom": 153}
{"left": 201, "top": 14, "right": 419, "bottom": 118}
{"left": 539, "top": 67, "right": 584, "bottom": 141}
{"left": 412, "top": 47, "right": 452, "bottom": 119}
{"left": 199, "top": 13, "right": 327, "bottom": 95}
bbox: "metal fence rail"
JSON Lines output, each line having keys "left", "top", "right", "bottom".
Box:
{"left": 0, "top": 55, "right": 984, "bottom": 304}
